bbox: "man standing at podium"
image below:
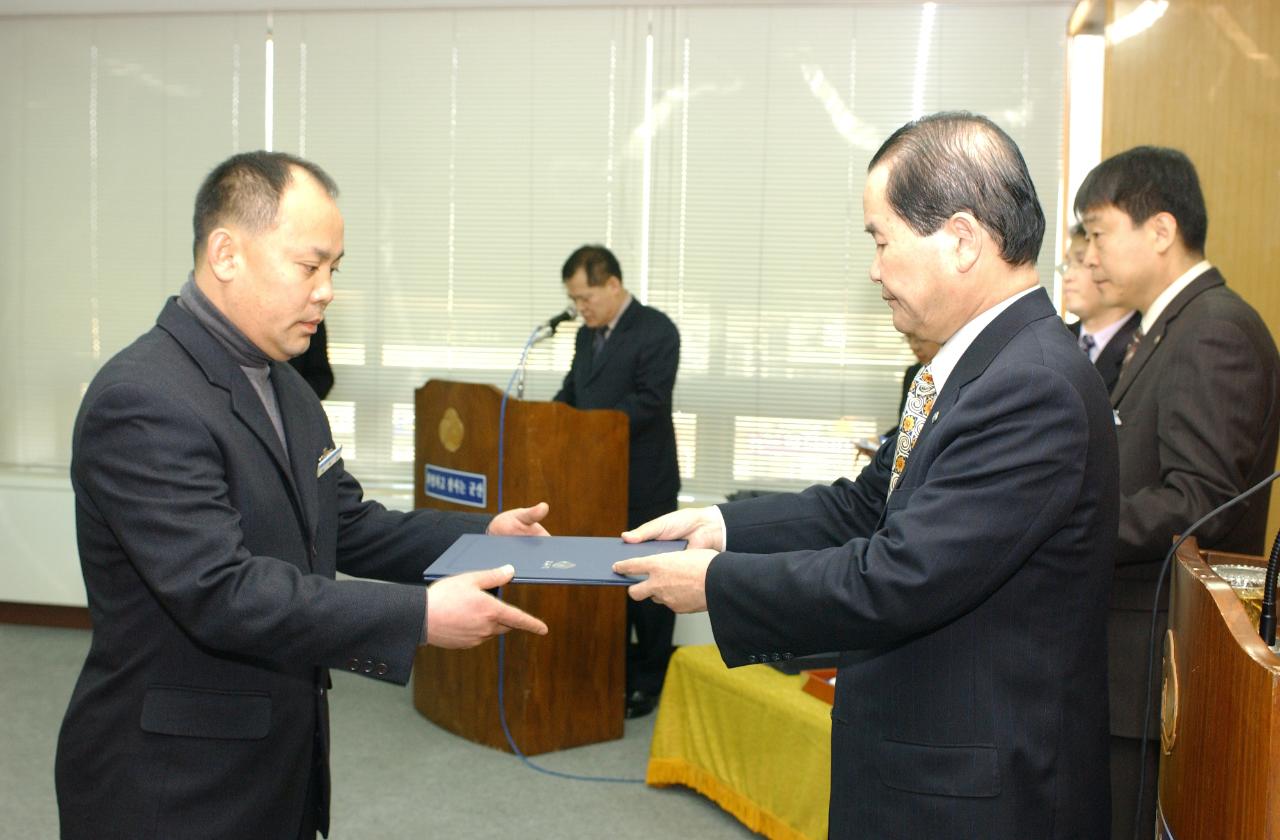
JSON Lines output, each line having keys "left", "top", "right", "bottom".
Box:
{"left": 1074, "top": 146, "right": 1280, "bottom": 840}
{"left": 554, "top": 244, "right": 681, "bottom": 719}
{"left": 56, "top": 151, "right": 551, "bottom": 840}
{"left": 617, "top": 113, "right": 1117, "bottom": 838}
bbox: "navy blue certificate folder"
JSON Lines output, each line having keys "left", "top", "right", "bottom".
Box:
{"left": 422, "top": 535, "right": 687, "bottom": 586}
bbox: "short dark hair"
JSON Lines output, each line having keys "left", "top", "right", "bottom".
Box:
{"left": 1073, "top": 146, "right": 1207, "bottom": 254}
{"left": 562, "top": 244, "right": 623, "bottom": 286}
{"left": 192, "top": 151, "right": 339, "bottom": 260}
{"left": 868, "top": 111, "right": 1045, "bottom": 267}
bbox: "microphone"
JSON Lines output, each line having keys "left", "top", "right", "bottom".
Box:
{"left": 1132, "top": 468, "right": 1280, "bottom": 840}
{"left": 544, "top": 304, "right": 577, "bottom": 335}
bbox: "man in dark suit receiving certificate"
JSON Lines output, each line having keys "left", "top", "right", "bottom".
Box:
{"left": 554, "top": 244, "right": 681, "bottom": 718}
{"left": 56, "top": 151, "right": 551, "bottom": 839}
{"left": 1075, "top": 146, "right": 1280, "bottom": 840}
{"left": 617, "top": 112, "right": 1117, "bottom": 839}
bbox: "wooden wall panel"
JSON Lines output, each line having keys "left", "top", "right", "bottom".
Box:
{"left": 1103, "top": 0, "right": 1280, "bottom": 536}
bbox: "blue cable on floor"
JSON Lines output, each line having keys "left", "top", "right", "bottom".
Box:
{"left": 490, "top": 328, "right": 645, "bottom": 785}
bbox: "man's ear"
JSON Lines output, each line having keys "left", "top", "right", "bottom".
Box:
{"left": 946, "top": 212, "right": 983, "bottom": 273}
{"left": 205, "top": 228, "right": 239, "bottom": 283}
{"left": 1146, "top": 211, "right": 1179, "bottom": 256}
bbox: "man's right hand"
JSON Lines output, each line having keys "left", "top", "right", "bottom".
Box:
{"left": 425, "top": 565, "right": 548, "bottom": 649}
{"left": 621, "top": 505, "right": 727, "bottom": 552}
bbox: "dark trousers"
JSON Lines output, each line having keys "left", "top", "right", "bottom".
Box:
{"left": 626, "top": 500, "right": 678, "bottom": 696}
{"left": 1110, "top": 735, "right": 1158, "bottom": 840}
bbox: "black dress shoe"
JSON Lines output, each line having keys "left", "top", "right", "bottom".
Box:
{"left": 625, "top": 689, "right": 658, "bottom": 719}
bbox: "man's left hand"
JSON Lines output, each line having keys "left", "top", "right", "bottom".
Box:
{"left": 488, "top": 502, "right": 551, "bottom": 536}
{"left": 613, "top": 548, "right": 716, "bottom": 613}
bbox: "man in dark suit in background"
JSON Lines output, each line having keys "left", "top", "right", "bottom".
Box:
{"left": 56, "top": 151, "right": 551, "bottom": 839}
{"left": 618, "top": 112, "right": 1117, "bottom": 839}
{"left": 289, "top": 318, "right": 335, "bottom": 399}
{"left": 554, "top": 244, "right": 680, "bottom": 718}
{"left": 1076, "top": 146, "right": 1280, "bottom": 840}
{"left": 1060, "top": 222, "right": 1139, "bottom": 393}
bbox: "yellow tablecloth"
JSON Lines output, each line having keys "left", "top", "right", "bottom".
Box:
{"left": 646, "top": 644, "right": 831, "bottom": 840}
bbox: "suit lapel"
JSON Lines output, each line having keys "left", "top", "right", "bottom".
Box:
{"left": 274, "top": 364, "right": 321, "bottom": 543}
{"left": 1110, "top": 270, "right": 1224, "bottom": 407}
{"left": 1093, "top": 311, "right": 1140, "bottom": 377}
{"left": 945, "top": 288, "right": 1057, "bottom": 401}
{"left": 585, "top": 300, "right": 642, "bottom": 387}
{"left": 156, "top": 299, "right": 311, "bottom": 551}
{"left": 883, "top": 288, "right": 1056, "bottom": 513}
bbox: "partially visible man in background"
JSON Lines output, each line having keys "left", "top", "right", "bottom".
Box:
{"left": 56, "top": 151, "right": 550, "bottom": 839}
{"left": 1060, "top": 222, "right": 1138, "bottom": 394}
{"left": 554, "top": 244, "right": 680, "bottom": 718}
{"left": 1076, "top": 145, "right": 1280, "bottom": 840}
{"left": 289, "top": 318, "right": 335, "bottom": 399}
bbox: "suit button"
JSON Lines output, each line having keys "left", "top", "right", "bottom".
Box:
{"left": 771, "top": 653, "right": 781, "bottom": 662}
{"left": 783, "top": 653, "right": 794, "bottom": 660}
{"left": 375, "top": 663, "right": 388, "bottom": 676}
{"left": 746, "top": 655, "right": 757, "bottom": 664}
{"left": 363, "top": 658, "right": 375, "bottom": 674}
{"left": 346, "top": 658, "right": 360, "bottom": 672}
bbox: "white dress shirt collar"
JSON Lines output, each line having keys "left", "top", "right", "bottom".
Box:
{"left": 1140, "top": 260, "right": 1211, "bottom": 335}
{"left": 604, "top": 294, "right": 634, "bottom": 337}
{"left": 1081, "top": 312, "right": 1135, "bottom": 362}
{"left": 927, "top": 286, "right": 1041, "bottom": 396}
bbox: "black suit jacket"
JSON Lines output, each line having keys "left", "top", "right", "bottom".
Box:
{"left": 705, "top": 290, "right": 1115, "bottom": 838}
{"left": 1068, "top": 310, "right": 1141, "bottom": 394}
{"left": 1108, "top": 268, "right": 1280, "bottom": 738}
{"left": 56, "top": 299, "right": 487, "bottom": 839}
{"left": 554, "top": 299, "right": 680, "bottom": 517}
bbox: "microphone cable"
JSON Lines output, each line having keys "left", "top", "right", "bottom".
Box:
{"left": 1131, "top": 468, "right": 1280, "bottom": 840}
{"left": 489, "top": 325, "right": 646, "bottom": 785}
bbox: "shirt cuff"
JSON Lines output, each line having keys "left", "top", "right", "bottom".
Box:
{"left": 420, "top": 590, "right": 429, "bottom": 646}
{"left": 709, "top": 504, "right": 728, "bottom": 552}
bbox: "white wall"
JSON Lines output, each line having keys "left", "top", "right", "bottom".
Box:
{"left": 0, "top": 470, "right": 84, "bottom": 606}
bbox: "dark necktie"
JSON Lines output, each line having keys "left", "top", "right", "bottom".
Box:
{"left": 1078, "top": 332, "right": 1096, "bottom": 359}
{"left": 591, "top": 328, "right": 608, "bottom": 368}
{"left": 1121, "top": 327, "right": 1144, "bottom": 370}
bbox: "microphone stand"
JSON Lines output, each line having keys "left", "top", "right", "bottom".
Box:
{"left": 515, "top": 324, "right": 554, "bottom": 400}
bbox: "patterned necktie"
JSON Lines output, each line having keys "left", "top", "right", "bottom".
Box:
{"left": 1078, "top": 332, "right": 1096, "bottom": 359}
{"left": 1121, "top": 326, "right": 1143, "bottom": 370}
{"left": 888, "top": 365, "right": 936, "bottom": 499}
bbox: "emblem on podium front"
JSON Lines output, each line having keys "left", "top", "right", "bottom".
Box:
{"left": 1161, "top": 629, "right": 1179, "bottom": 755}
{"left": 439, "top": 407, "right": 465, "bottom": 453}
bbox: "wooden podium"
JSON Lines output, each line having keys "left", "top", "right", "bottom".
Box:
{"left": 1158, "top": 539, "right": 1280, "bottom": 838}
{"left": 410, "top": 379, "right": 629, "bottom": 755}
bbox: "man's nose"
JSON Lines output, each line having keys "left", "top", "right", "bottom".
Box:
{"left": 1083, "top": 241, "right": 1100, "bottom": 268}
{"left": 313, "top": 273, "right": 335, "bottom": 306}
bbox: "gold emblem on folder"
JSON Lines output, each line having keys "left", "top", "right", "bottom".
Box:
{"left": 439, "top": 407, "right": 465, "bottom": 453}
